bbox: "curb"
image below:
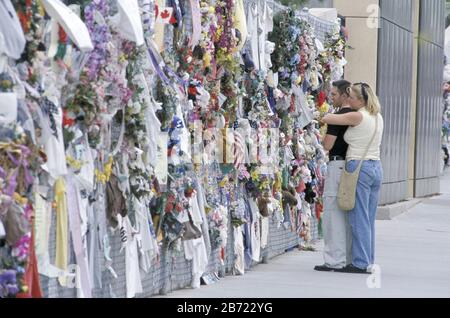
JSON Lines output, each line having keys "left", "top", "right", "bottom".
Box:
{"left": 376, "top": 198, "right": 423, "bottom": 220}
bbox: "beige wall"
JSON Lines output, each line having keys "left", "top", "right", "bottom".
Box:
{"left": 333, "top": 0, "right": 379, "bottom": 91}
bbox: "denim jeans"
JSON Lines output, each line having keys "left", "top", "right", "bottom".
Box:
{"left": 346, "top": 160, "right": 383, "bottom": 269}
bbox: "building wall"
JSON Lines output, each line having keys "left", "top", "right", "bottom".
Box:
{"left": 415, "top": 0, "right": 445, "bottom": 197}
{"left": 333, "top": 0, "right": 445, "bottom": 204}
{"left": 377, "top": 0, "right": 414, "bottom": 204}
{"left": 304, "top": 0, "right": 334, "bottom": 8}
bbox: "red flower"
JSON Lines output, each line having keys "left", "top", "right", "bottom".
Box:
{"left": 315, "top": 202, "right": 323, "bottom": 220}
{"left": 58, "top": 25, "right": 68, "bottom": 44}
{"left": 296, "top": 180, "right": 306, "bottom": 193}
{"left": 169, "top": 14, "right": 177, "bottom": 25}
{"left": 165, "top": 203, "right": 174, "bottom": 213}
{"left": 188, "top": 86, "right": 198, "bottom": 96}
{"left": 62, "top": 110, "right": 75, "bottom": 127}
{"left": 317, "top": 91, "right": 327, "bottom": 107}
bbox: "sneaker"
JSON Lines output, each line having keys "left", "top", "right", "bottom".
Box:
{"left": 338, "top": 264, "right": 370, "bottom": 274}
{"left": 314, "top": 264, "right": 343, "bottom": 272}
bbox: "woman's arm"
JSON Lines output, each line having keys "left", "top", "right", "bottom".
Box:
{"left": 322, "top": 112, "right": 363, "bottom": 126}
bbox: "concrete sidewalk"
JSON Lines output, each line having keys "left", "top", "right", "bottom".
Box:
{"left": 159, "top": 170, "right": 450, "bottom": 298}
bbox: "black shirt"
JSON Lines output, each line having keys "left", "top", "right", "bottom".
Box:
{"left": 326, "top": 107, "right": 355, "bottom": 160}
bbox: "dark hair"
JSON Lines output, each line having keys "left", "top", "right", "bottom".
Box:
{"left": 332, "top": 80, "right": 352, "bottom": 97}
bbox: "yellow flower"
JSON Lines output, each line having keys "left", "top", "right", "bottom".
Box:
{"left": 95, "top": 157, "right": 114, "bottom": 184}
{"left": 204, "top": 53, "right": 211, "bottom": 67}
{"left": 66, "top": 155, "right": 83, "bottom": 170}
{"left": 119, "top": 54, "right": 127, "bottom": 64}
{"left": 251, "top": 169, "right": 259, "bottom": 181}
{"left": 319, "top": 102, "right": 330, "bottom": 115}
{"left": 260, "top": 180, "right": 270, "bottom": 190}
{"left": 14, "top": 193, "right": 28, "bottom": 206}
{"left": 104, "top": 156, "right": 113, "bottom": 182}
{"left": 219, "top": 177, "right": 228, "bottom": 187}
{"left": 273, "top": 173, "right": 282, "bottom": 192}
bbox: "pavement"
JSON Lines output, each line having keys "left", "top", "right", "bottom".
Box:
{"left": 158, "top": 169, "right": 450, "bottom": 298}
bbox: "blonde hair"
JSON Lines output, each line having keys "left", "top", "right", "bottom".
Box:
{"left": 351, "top": 83, "right": 381, "bottom": 115}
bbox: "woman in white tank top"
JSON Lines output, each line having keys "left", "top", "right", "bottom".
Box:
{"left": 322, "top": 83, "right": 384, "bottom": 274}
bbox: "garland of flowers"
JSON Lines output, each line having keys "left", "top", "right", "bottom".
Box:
{"left": 245, "top": 70, "right": 275, "bottom": 125}
{"left": 0, "top": 126, "right": 45, "bottom": 297}
{"left": 122, "top": 44, "right": 154, "bottom": 200}
{"left": 84, "top": 0, "right": 110, "bottom": 81}
{"left": 268, "top": 8, "right": 333, "bottom": 245}
{"left": 64, "top": 4, "right": 133, "bottom": 150}
{"left": 214, "top": 0, "right": 242, "bottom": 126}
{"left": 14, "top": 0, "right": 43, "bottom": 62}
{"left": 269, "top": 10, "right": 320, "bottom": 93}
{"left": 0, "top": 1, "right": 53, "bottom": 298}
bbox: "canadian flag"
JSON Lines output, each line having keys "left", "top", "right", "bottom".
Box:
{"left": 155, "top": 5, "right": 174, "bottom": 24}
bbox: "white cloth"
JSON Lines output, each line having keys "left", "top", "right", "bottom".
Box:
{"left": 42, "top": 102, "right": 68, "bottom": 179}
{"left": 249, "top": 198, "right": 261, "bottom": 262}
{"left": 122, "top": 216, "right": 143, "bottom": 298}
{"left": 114, "top": 0, "right": 144, "bottom": 45}
{"left": 133, "top": 197, "right": 157, "bottom": 273}
{"left": 344, "top": 108, "right": 384, "bottom": 161}
{"left": 0, "top": 220, "right": 4, "bottom": 239}
{"left": 0, "top": 92, "right": 18, "bottom": 124}
{"left": 190, "top": 194, "right": 203, "bottom": 226}
{"left": 87, "top": 196, "right": 99, "bottom": 288}
{"left": 195, "top": 181, "right": 211, "bottom": 257}
{"left": 144, "top": 88, "right": 162, "bottom": 167}
{"left": 70, "top": 135, "right": 94, "bottom": 191}
{"left": 247, "top": 1, "right": 259, "bottom": 70}
{"left": 260, "top": 216, "right": 269, "bottom": 249}
{"left": 176, "top": 100, "right": 192, "bottom": 162}
{"left": 258, "top": 0, "right": 273, "bottom": 72}
{"left": 184, "top": 237, "right": 208, "bottom": 289}
{"left": 0, "top": 0, "right": 26, "bottom": 59}
{"left": 66, "top": 175, "right": 92, "bottom": 298}
{"left": 41, "top": 0, "right": 93, "bottom": 52}
{"left": 34, "top": 188, "right": 62, "bottom": 278}
{"left": 233, "top": 226, "right": 245, "bottom": 275}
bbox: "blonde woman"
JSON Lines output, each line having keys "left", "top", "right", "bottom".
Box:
{"left": 322, "top": 83, "right": 384, "bottom": 274}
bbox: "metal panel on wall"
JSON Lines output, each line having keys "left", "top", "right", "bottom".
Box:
{"left": 377, "top": 0, "right": 414, "bottom": 204}
{"left": 304, "top": 0, "right": 333, "bottom": 8}
{"left": 415, "top": 0, "right": 445, "bottom": 197}
{"left": 379, "top": 0, "right": 413, "bottom": 30}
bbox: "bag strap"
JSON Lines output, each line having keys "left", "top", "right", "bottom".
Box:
{"left": 347, "top": 113, "right": 379, "bottom": 170}
{"left": 361, "top": 115, "right": 379, "bottom": 161}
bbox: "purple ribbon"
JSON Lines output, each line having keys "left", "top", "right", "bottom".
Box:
{"left": 0, "top": 166, "right": 6, "bottom": 179}
{"left": 147, "top": 47, "right": 171, "bottom": 85}
{"left": 147, "top": 44, "right": 187, "bottom": 96}
{"left": 163, "top": 65, "right": 188, "bottom": 88}
{"left": 3, "top": 146, "right": 34, "bottom": 196}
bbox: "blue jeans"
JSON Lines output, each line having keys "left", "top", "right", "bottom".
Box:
{"left": 346, "top": 160, "right": 383, "bottom": 269}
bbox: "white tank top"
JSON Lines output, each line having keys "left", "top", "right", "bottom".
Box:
{"left": 344, "top": 107, "right": 384, "bottom": 160}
